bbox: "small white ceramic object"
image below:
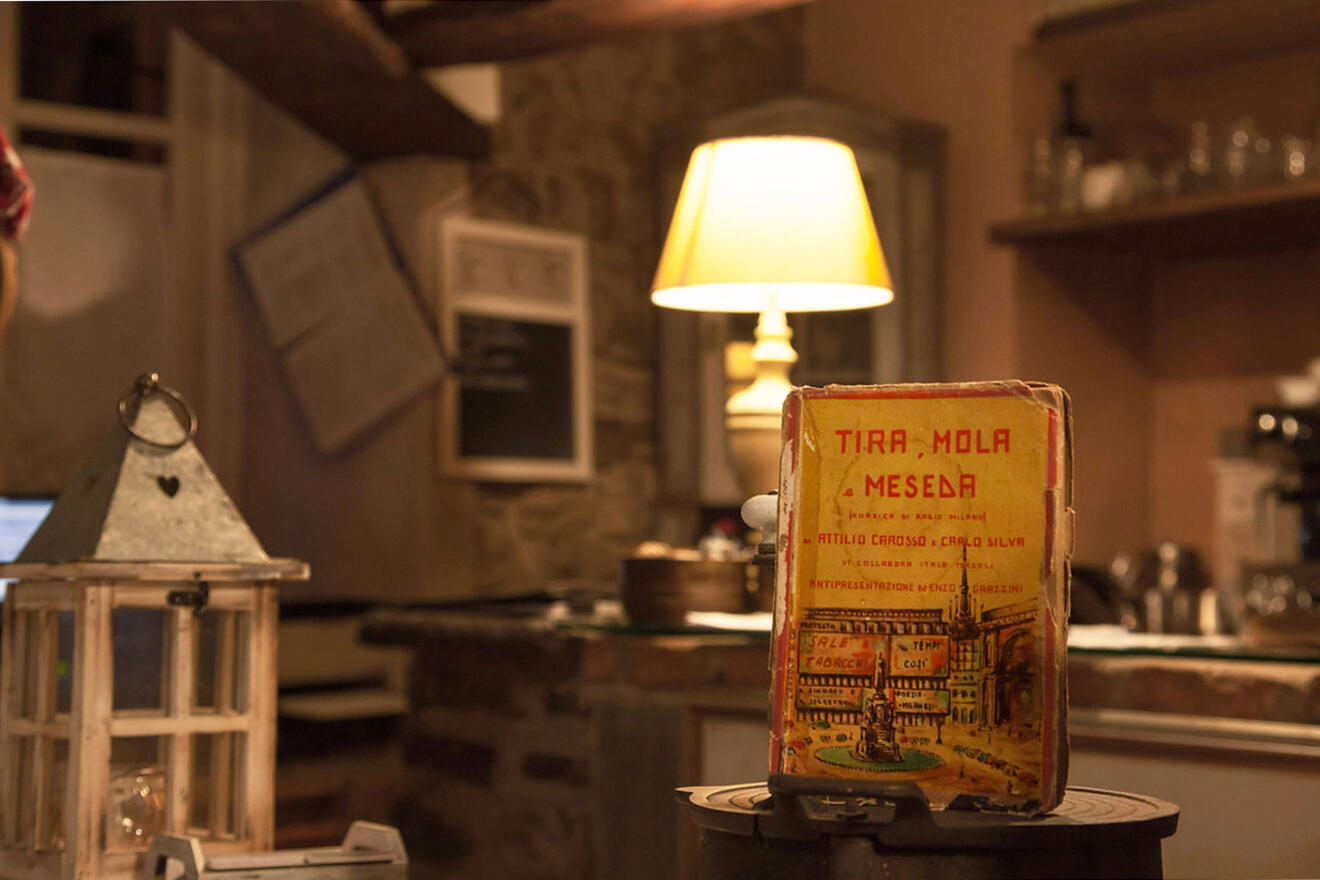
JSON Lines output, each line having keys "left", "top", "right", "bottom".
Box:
{"left": 1275, "top": 373, "right": 1320, "bottom": 407}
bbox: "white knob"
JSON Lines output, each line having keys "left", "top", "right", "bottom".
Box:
{"left": 740, "top": 492, "right": 779, "bottom": 545}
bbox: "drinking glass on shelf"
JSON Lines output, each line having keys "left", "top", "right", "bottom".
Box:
{"left": 1186, "top": 120, "right": 1215, "bottom": 192}
{"left": 1223, "top": 116, "right": 1259, "bottom": 188}
{"left": 1281, "top": 135, "right": 1312, "bottom": 182}
{"left": 1249, "top": 129, "right": 1277, "bottom": 187}
{"left": 1158, "top": 159, "right": 1186, "bottom": 198}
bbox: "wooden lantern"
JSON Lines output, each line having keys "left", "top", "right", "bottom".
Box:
{"left": 0, "top": 375, "right": 308, "bottom": 879}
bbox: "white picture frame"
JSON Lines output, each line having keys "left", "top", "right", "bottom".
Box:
{"left": 437, "top": 216, "right": 592, "bottom": 482}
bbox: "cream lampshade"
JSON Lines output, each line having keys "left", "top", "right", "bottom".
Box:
{"left": 652, "top": 135, "right": 893, "bottom": 496}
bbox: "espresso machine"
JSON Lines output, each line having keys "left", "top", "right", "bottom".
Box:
{"left": 1251, "top": 405, "right": 1320, "bottom": 558}
{"left": 1243, "top": 404, "right": 1320, "bottom": 643}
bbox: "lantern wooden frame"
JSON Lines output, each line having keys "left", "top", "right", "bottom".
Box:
{"left": 0, "top": 559, "right": 306, "bottom": 880}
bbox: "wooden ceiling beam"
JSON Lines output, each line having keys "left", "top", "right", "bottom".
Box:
{"left": 168, "top": 0, "right": 490, "bottom": 160}
{"left": 383, "top": 0, "right": 817, "bottom": 67}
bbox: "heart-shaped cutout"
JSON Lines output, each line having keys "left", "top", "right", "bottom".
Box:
{"left": 158, "top": 476, "right": 180, "bottom": 498}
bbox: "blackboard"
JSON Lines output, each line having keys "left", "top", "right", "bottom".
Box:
{"left": 457, "top": 314, "right": 574, "bottom": 460}
{"left": 437, "top": 216, "right": 591, "bottom": 482}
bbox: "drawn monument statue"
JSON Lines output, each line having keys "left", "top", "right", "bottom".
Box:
{"left": 853, "top": 655, "right": 902, "bottom": 763}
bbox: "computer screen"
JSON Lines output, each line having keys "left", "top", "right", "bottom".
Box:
{"left": 0, "top": 496, "right": 54, "bottom": 600}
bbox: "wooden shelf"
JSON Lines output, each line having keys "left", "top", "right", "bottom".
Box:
{"left": 1025, "top": 0, "right": 1320, "bottom": 80}
{"left": 988, "top": 179, "right": 1320, "bottom": 255}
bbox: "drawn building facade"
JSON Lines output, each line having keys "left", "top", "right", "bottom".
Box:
{"left": 793, "top": 566, "right": 1040, "bottom": 735}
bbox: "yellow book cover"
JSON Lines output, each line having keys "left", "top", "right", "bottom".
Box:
{"left": 771, "top": 381, "right": 1072, "bottom": 813}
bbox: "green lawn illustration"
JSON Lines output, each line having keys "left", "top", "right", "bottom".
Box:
{"left": 816, "top": 746, "right": 943, "bottom": 772}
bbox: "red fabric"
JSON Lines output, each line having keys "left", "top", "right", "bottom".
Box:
{"left": 0, "top": 127, "right": 33, "bottom": 241}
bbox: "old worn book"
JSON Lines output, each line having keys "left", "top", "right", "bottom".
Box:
{"left": 770, "top": 381, "right": 1072, "bottom": 813}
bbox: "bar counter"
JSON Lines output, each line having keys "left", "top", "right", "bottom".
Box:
{"left": 361, "top": 606, "right": 1320, "bottom": 880}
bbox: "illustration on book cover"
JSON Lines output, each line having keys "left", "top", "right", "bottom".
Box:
{"left": 772, "top": 383, "right": 1069, "bottom": 811}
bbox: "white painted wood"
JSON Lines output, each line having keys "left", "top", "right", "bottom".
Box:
{"left": 208, "top": 613, "right": 238, "bottom": 836}
{"left": 30, "top": 613, "right": 58, "bottom": 850}
{"left": 244, "top": 588, "right": 278, "bottom": 849}
{"left": 69, "top": 585, "right": 113, "bottom": 880}
{"left": 167, "top": 606, "right": 195, "bottom": 839}
{"left": 0, "top": 561, "right": 309, "bottom": 583}
{"left": 8, "top": 585, "right": 76, "bottom": 610}
{"left": 437, "top": 217, "right": 593, "bottom": 483}
{"left": 13, "top": 101, "right": 171, "bottom": 145}
{"left": 0, "top": 596, "right": 23, "bottom": 847}
{"left": 111, "top": 585, "right": 259, "bottom": 612}
{"left": 1, "top": 720, "right": 66, "bottom": 739}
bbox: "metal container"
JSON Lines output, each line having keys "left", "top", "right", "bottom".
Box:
{"left": 678, "top": 776, "right": 1178, "bottom": 879}
{"left": 619, "top": 558, "right": 748, "bottom": 624}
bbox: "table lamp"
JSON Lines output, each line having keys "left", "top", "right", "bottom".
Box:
{"left": 651, "top": 135, "right": 893, "bottom": 495}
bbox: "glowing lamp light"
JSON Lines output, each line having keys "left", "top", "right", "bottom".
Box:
{"left": 652, "top": 136, "right": 893, "bottom": 495}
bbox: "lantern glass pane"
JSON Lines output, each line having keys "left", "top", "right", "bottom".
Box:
{"left": 17, "top": 611, "right": 38, "bottom": 720}
{"left": 106, "top": 736, "right": 167, "bottom": 851}
{"left": 111, "top": 609, "right": 168, "bottom": 714}
{"left": 188, "top": 732, "right": 245, "bottom": 840}
{"left": 55, "top": 611, "right": 74, "bottom": 716}
{"left": 194, "top": 611, "right": 249, "bottom": 714}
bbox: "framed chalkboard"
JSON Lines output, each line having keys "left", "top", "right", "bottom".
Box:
{"left": 437, "top": 218, "right": 592, "bottom": 481}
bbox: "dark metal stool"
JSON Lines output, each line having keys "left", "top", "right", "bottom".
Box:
{"left": 678, "top": 776, "right": 1179, "bottom": 879}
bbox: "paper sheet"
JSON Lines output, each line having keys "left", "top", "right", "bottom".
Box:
{"left": 237, "top": 176, "right": 443, "bottom": 452}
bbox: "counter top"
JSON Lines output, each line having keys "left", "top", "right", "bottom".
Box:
{"left": 362, "top": 605, "right": 1320, "bottom": 724}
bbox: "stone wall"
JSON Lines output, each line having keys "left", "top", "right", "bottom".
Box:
{"left": 372, "top": 611, "right": 1320, "bottom": 879}
{"left": 368, "top": 613, "right": 769, "bottom": 880}
{"left": 462, "top": 10, "right": 806, "bottom": 597}
{"left": 232, "top": 8, "right": 807, "bottom": 603}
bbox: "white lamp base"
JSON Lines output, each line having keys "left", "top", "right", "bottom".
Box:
{"left": 725, "top": 308, "right": 796, "bottom": 496}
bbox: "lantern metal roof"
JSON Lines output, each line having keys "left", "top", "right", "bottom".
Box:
{"left": 7, "top": 377, "right": 300, "bottom": 577}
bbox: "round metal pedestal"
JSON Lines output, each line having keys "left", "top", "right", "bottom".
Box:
{"left": 678, "top": 779, "right": 1179, "bottom": 880}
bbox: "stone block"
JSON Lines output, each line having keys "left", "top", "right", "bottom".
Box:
{"left": 714, "top": 642, "right": 772, "bottom": 689}
{"left": 624, "top": 638, "right": 710, "bottom": 689}
{"left": 546, "top": 682, "right": 591, "bottom": 717}
{"left": 403, "top": 732, "right": 496, "bottom": 786}
{"left": 392, "top": 793, "right": 472, "bottom": 865}
{"left": 410, "top": 634, "right": 588, "bottom": 715}
{"left": 522, "top": 752, "right": 592, "bottom": 786}
{"left": 581, "top": 636, "right": 618, "bottom": 683}
{"left": 1067, "top": 656, "right": 1126, "bottom": 709}
{"left": 396, "top": 782, "right": 593, "bottom": 880}
{"left": 592, "top": 361, "right": 654, "bottom": 427}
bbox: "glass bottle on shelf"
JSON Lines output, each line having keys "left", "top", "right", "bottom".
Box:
{"left": 1185, "top": 120, "right": 1214, "bottom": 193}
{"left": 1053, "top": 79, "right": 1093, "bottom": 214}
{"left": 1223, "top": 116, "right": 1256, "bottom": 188}
{"left": 1281, "top": 135, "right": 1312, "bottom": 182}
{"left": 1249, "top": 127, "right": 1276, "bottom": 187}
{"left": 1025, "top": 135, "right": 1054, "bottom": 214}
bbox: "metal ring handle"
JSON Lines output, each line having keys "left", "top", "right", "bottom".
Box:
{"left": 116, "top": 373, "right": 197, "bottom": 449}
